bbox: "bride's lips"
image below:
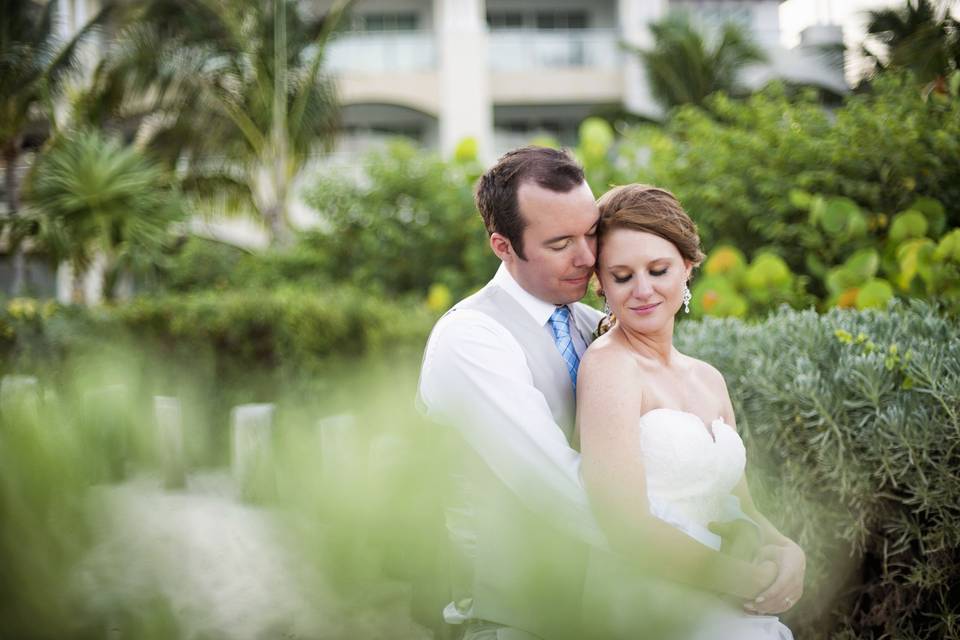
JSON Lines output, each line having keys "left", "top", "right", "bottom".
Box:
{"left": 629, "top": 302, "right": 660, "bottom": 314}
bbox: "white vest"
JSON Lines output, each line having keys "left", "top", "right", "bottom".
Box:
{"left": 439, "top": 283, "right": 602, "bottom": 639}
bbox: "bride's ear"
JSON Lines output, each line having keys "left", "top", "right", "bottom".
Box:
{"left": 683, "top": 261, "right": 693, "bottom": 282}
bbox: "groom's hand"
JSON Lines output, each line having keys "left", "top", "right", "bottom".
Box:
{"left": 708, "top": 519, "right": 761, "bottom": 561}
{"left": 743, "top": 542, "right": 805, "bottom": 615}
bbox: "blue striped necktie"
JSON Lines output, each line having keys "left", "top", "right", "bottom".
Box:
{"left": 549, "top": 305, "right": 580, "bottom": 388}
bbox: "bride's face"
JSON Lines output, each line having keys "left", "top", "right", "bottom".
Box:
{"left": 597, "top": 228, "right": 692, "bottom": 334}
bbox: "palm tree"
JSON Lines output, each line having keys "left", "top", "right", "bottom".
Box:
{"left": 0, "top": 0, "right": 112, "bottom": 294}
{"left": 629, "top": 12, "right": 767, "bottom": 113}
{"left": 22, "top": 129, "right": 183, "bottom": 303}
{"left": 863, "top": 0, "right": 960, "bottom": 84}
{"left": 82, "top": 0, "right": 352, "bottom": 247}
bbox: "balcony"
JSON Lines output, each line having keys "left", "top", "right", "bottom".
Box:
{"left": 488, "top": 29, "right": 620, "bottom": 71}
{"left": 326, "top": 31, "right": 436, "bottom": 74}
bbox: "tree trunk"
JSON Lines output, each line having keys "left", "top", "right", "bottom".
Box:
{"left": 71, "top": 262, "right": 86, "bottom": 306}
{"left": 263, "top": 200, "right": 292, "bottom": 248}
{"left": 3, "top": 140, "right": 26, "bottom": 296}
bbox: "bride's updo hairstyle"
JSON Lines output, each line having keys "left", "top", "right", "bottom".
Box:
{"left": 595, "top": 184, "right": 705, "bottom": 334}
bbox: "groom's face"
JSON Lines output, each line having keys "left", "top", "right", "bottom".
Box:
{"left": 510, "top": 180, "right": 599, "bottom": 305}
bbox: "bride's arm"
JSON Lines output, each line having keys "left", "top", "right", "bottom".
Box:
{"left": 576, "top": 346, "right": 777, "bottom": 600}
{"left": 715, "top": 370, "right": 806, "bottom": 613}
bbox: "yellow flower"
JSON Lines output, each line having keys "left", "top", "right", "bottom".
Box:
{"left": 426, "top": 284, "right": 453, "bottom": 313}
{"left": 704, "top": 246, "right": 746, "bottom": 277}
{"left": 7, "top": 298, "right": 38, "bottom": 319}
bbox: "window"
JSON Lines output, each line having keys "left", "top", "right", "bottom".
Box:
{"left": 486, "top": 10, "right": 589, "bottom": 30}
{"left": 535, "top": 11, "right": 588, "bottom": 30}
{"left": 487, "top": 11, "right": 524, "bottom": 30}
{"left": 351, "top": 12, "right": 419, "bottom": 32}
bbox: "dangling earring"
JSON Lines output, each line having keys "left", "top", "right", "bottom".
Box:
{"left": 682, "top": 285, "right": 692, "bottom": 314}
{"left": 597, "top": 292, "right": 615, "bottom": 336}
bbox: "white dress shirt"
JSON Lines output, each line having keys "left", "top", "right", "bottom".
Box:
{"left": 418, "top": 264, "right": 608, "bottom": 548}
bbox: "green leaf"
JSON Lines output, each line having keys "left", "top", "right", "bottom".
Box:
{"left": 908, "top": 197, "right": 947, "bottom": 237}
{"left": 804, "top": 253, "right": 828, "bottom": 279}
{"left": 809, "top": 195, "right": 826, "bottom": 226}
{"left": 889, "top": 210, "right": 929, "bottom": 243}
{"left": 703, "top": 245, "right": 747, "bottom": 279}
{"left": 578, "top": 117, "right": 614, "bottom": 161}
{"left": 819, "top": 197, "right": 865, "bottom": 238}
{"left": 690, "top": 276, "right": 747, "bottom": 318}
{"left": 744, "top": 252, "right": 793, "bottom": 290}
{"left": 933, "top": 229, "right": 960, "bottom": 263}
{"left": 855, "top": 278, "right": 894, "bottom": 309}
{"left": 895, "top": 238, "right": 935, "bottom": 290}
{"left": 826, "top": 266, "right": 862, "bottom": 295}
{"left": 453, "top": 137, "right": 478, "bottom": 164}
{"left": 844, "top": 248, "right": 880, "bottom": 281}
{"left": 788, "top": 189, "right": 812, "bottom": 210}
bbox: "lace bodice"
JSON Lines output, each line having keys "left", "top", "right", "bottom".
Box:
{"left": 638, "top": 408, "right": 747, "bottom": 549}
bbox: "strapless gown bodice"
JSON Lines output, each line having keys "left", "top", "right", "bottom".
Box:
{"left": 639, "top": 408, "right": 746, "bottom": 550}
{"left": 598, "top": 407, "right": 794, "bottom": 640}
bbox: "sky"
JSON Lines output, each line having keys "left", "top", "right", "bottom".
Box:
{"left": 780, "top": 0, "right": 959, "bottom": 82}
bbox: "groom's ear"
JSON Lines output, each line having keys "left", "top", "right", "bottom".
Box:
{"left": 490, "top": 233, "right": 515, "bottom": 263}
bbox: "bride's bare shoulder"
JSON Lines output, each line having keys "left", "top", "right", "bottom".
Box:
{"left": 580, "top": 332, "right": 641, "bottom": 380}
{"left": 683, "top": 354, "right": 730, "bottom": 393}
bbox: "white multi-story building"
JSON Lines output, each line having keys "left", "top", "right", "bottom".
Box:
{"left": 6, "top": 0, "right": 844, "bottom": 299}
{"left": 48, "top": 0, "right": 846, "bottom": 163}
{"left": 321, "top": 0, "right": 846, "bottom": 161}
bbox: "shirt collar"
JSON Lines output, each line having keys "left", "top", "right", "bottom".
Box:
{"left": 493, "top": 262, "right": 563, "bottom": 327}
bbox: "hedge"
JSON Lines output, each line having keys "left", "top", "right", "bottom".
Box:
{"left": 677, "top": 301, "right": 960, "bottom": 639}
{"left": 1, "top": 287, "right": 438, "bottom": 377}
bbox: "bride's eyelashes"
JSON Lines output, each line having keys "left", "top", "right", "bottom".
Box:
{"left": 611, "top": 268, "right": 668, "bottom": 284}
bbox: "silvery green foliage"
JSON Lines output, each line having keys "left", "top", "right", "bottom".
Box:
{"left": 677, "top": 301, "right": 959, "bottom": 639}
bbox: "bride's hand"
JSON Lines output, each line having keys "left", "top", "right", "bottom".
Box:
{"left": 744, "top": 542, "right": 805, "bottom": 615}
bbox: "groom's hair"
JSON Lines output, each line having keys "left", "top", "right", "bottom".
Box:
{"left": 475, "top": 146, "right": 585, "bottom": 260}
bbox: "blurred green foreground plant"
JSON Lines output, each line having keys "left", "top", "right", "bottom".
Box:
{"left": 0, "top": 301, "right": 957, "bottom": 639}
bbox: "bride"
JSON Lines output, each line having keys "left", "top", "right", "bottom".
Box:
{"left": 575, "top": 184, "right": 805, "bottom": 639}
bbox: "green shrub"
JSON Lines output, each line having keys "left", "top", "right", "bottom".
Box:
{"left": 105, "top": 287, "right": 436, "bottom": 372}
{"left": 691, "top": 246, "right": 813, "bottom": 318}
{"left": 154, "top": 236, "right": 333, "bottom": 293}
{"left": 302, "top": 139, "right": 497, "bottom": 300}
{"left": 624, "top": 73, "right": 960, "bottom": 255}
{"left": 677, "top": 302, "right": 960, "bottom": 639}
{"left": 1, "top": 288, "right": 437, "bottom": 388}
{"left": 618, "top": 72, "right": 960, "bottom": 312}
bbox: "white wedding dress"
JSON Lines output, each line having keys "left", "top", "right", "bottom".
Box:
{"left": 583, "top": 408, "right": 794, "bottom": 640}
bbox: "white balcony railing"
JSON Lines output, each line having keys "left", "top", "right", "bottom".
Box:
{"left": 489, "top": 29, "right": 620, "bottom": 71}
{"left": 326, "top": 31, "right": 436, "bottom": 74}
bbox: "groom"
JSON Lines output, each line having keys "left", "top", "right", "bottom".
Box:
{"left": 418, "top": 146, "right": 605, "bottom": 639}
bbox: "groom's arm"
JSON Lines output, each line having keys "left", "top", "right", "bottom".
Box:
{"left": 419, "top": 309, "right": 608, "bottom": 548}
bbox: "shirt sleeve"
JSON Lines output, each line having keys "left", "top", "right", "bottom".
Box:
{"left": 418, "top": 309, "right": 608, "bottom": 548}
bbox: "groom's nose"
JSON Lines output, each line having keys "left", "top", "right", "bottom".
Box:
{"left": 572, "top": 237, "right": 596, "bottom": 268}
